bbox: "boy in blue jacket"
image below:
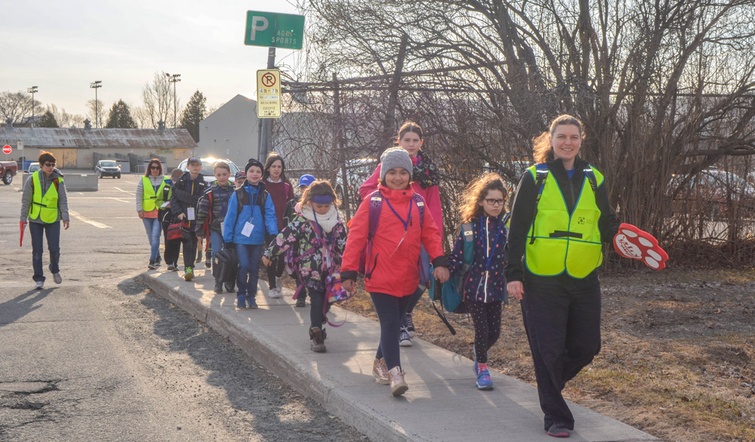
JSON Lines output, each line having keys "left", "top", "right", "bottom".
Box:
{"left": 223, "top": 159, "right": 278, "bottom": 309}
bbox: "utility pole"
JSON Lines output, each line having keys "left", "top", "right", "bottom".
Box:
{"left": 90, "top": 81, "right": 102, "bottom": 128}
{"left": 27, "top": 86, "right": 38, "bottom": 127}
{"left": 166, "top": 73, "right": 181, "bottom": 128}
{"left": 257, "top": 47, "right": 275, "bottom": 161}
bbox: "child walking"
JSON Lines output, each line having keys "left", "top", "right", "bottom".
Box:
{"left": 223, "top": 159, "right": 278, "bottom": 310}
{"left": 262, "top": 152, "right": 295, "bottom": 299}
{"left": 195, "top": 161, "right": 235, "bottom": 293}
{"left": 448, "top": 173, "right": 508, "bottom": 390}
{"left": 341, "top": 147, "right": 450, "bottom": 397}
{"left": 170, "top": 156, "right": 208, "bottom": 281}
{"left": 262, "top": 180, "right": 347, "bottom": 352}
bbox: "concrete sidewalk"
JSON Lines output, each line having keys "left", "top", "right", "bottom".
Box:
{"left": 138, "top": 270, "right": 658, "bottom": 442}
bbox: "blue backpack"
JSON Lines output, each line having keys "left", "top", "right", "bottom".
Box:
{"left": 428, "top": 222, "right": 474, "bottom": 335}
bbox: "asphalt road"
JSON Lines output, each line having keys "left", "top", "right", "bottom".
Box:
{"left": 0, "top": 173, "right": 367, "bottom": 441}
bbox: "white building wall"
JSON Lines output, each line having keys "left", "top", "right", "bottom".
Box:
{"left": 197, "top": 94, "right": 260, "bottom": 169}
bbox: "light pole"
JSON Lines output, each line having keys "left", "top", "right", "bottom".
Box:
{"left": 90, "top": 80, "right": 102, "bottom": 128}
{"left": 166, "top": 73, "right": 181, "bottom": 128}
{"left": 27, "top": 86, "right": 38, "bottom": 127}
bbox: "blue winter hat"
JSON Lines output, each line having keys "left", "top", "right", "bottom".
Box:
{"left": 298, "top": 174, "right": 316, "bottom": 188}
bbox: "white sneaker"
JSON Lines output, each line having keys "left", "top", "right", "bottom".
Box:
{"left": 268, "top": 287, "right": 282, "bottom": 299}
{"left": 399, "top": 328, "right": 413, "bottom": 347}
{"left": 35, "top": 281, "right": 44, "bottom": 290}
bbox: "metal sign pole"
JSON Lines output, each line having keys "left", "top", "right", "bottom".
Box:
{"left": 258, "top": 47, "right": 276, "bottom": 162}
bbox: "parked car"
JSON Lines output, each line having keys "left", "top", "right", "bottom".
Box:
{"left": 670, "top": 169, "right": 755, "bottom": 219}
{"left": 0, "top": 161, "right": 18, "bottom": 185}
{"left": 27, "top": 162, "right": 40, "bottom": 175}
{"left": 95, "top": 160, "right": 122, "bottom": 179}
{"left": 175, "top": 157, "right": 240, "bottom": 184}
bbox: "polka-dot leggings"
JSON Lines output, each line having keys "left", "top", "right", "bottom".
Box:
{"left": 467, "top": 300, "right": 502, "bottom": 363}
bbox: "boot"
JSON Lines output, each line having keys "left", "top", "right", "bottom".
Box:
{"left": 309, "top": 327, "right": 327, "bottom": 353}
{"left": 214, "top": 279, "right": 223, "bottom": 294}
{"left": 372, "top": 358, "right": 390, "bottom": 385}
{"left": 389, "top": 366, "right": 408, "bottom": 397}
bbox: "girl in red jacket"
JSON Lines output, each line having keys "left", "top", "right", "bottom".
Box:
{"left": 342, "top": 147, "right": 450, "bottom": 397}
{"left": 359, "top": 121, "right": 443, "bottom": 345}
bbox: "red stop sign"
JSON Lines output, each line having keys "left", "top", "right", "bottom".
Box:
{"left": 2, "top": 145, "right": 11, "bottom": 155}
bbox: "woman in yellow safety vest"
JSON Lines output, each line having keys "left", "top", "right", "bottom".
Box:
{"left": 137, "top": 158, "right": 168, "bottom": 269}
{"left": 504, "top": 114, "right": 620, "bottom": 439}
{"left": 19, "top": 151, "right": 70, "bottom": 290}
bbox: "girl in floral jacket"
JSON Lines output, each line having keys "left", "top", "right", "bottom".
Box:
{"left": 262, "top": 180, "right": 347, "bottom": 353}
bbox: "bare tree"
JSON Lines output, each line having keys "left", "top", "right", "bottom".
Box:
{"left": 46, "top": 104, "right": 85, "bottom": 128}
{"left": 0, "top": 91, "right": 33, "bottom": 125}
{"left": 86, "top": 99, "right": 106, "bottom": 128}
{"left": 140, "top": 71, "right": 177, "bottom": 128}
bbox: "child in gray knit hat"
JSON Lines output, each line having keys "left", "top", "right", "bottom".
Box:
{"left": 379, "top": 147, "right": 414, "bottom": 183}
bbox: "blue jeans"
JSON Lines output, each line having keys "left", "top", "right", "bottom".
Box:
{"left": 209, "top": 230, "right": 223, "bottom": 261}
{"left": 236, "top": 244, "right": 263, "bottom": 302}
{"left": 370, "top": 292, "right": 411, "bottom": 370}
{"left": 142, "top": 218, "right": 162, "bottom": 261}
{"left": 30, "top": 221, "right": 61, "bottom": 283}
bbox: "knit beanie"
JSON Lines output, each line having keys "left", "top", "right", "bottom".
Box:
{"left": 380, "top": 147, "right": 413, "bottom": 182}
{"left": 245, "top": 158, "right": 264, "bottom": 173}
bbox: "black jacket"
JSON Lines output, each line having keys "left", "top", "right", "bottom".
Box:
{"left": 503, "top": 157, "right": 619, "bottom": 283}
{"left": 170, "top": 172, "right": 208, "bottom": 229}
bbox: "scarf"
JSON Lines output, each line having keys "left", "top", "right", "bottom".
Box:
{"left": 413, "top": 149, "right": 440, "bottom": 189}
{"left": 301, "top": 204, "right": 339, "bottom": 233}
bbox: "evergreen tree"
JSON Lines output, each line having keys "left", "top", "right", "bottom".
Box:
{"left": 179, "top": 90, "right": 206, "bottom": 142}
{"left": 37, "top": 110, "right": 59, "bottom": 128}
{"left": 105, "top": 99, "right": 137, "bottom": 128}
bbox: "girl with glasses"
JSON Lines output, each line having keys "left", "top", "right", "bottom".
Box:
{"left": 447, "top": 173, "right": 509, "bottom": 391}
{"left": 136, "top": 158, "right": 167, "bottom": 269}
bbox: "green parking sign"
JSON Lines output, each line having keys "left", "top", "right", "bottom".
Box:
{"left": 244, "top": 11, "right": 305, "bottom": 50}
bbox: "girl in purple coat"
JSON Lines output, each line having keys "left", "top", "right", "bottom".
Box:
{"left": 447, "top": 173, "right": 508, "bottom": 391}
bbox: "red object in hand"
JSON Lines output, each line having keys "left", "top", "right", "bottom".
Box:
{"left": 613, "top": 223, "right": 668, "bottom": 271}
{"left": 19, "top": 221, "right": 27, "bottom": 247}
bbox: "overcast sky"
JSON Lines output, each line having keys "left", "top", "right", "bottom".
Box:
{"left": 1, "top": 0, "right": 302, "bottom": 119}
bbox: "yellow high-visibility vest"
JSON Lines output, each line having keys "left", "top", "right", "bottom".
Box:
{"left": 29, "top": 171, "right": 61, "bottom": 224}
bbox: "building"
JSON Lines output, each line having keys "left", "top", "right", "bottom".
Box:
{"left": 0, "top": 120, "right": 196, "bottom": 172}
{"left": 197, "top": 94, "right": 260, "bottom": 168}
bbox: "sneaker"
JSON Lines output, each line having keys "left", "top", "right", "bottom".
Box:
{"left": 309, "top": 327, "right": 327, "bottom": 353}
{"left": 167, "top": 263, "right": 178, "bottom": 271}
{"left": 205, "top": 251, "right": 211, "bottom": 268}
{"left": 546, "top": 424, "right": 571, "bottom": 438}
{"left": 155, "top": 255, "right": 162, "bottom": 266}
{"left": 268, "top": 287, "right": 282, "bottom": 299}
{"left": 476, "top": 369, "right": 494, "bottom": 390}
{"left": 372, "top": 358, "right": 390, "bottom": 385}
{"left": 35, "top": 281, "right": 44, "bottom": 290}
{"left": 213, "top": 281, "right": 223, "bottom": 294}
{"left": 405, "top": 312, "right": 415, "bottom": 337}
{"left": 184, "top": 267, "right": 194, "bottom": 281}
{"left": 399, "top": 328, "right": 412, "bottom": 347}
{"left": 247, "top": 298, "right": 258, "bottom": 309}
{"left": 53, "top": 273, "right": 62, "bottom": 284}
{"left": 148, "top": 260, "right": 157, "bottom": 270}
{"left": 224, "top": 282, "right": 235, "bottom": 292}
{"left": 295, "top": 296, "right": 306, "bottom": 308}
{"left": 388, "top": 366, "right": 408, "bottom": 397}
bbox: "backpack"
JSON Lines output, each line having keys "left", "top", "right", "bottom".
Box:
{"left": 358, "top": 189, "right": 426, "bottom": 278}
{"left": 428, "top": 222, "right": 474, "bottom": 334}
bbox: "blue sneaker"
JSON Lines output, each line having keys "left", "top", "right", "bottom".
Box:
{"left": 476, "top": 369, "right": 493, "bottom": 390}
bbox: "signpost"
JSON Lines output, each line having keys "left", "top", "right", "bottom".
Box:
{"left": 244, "top": 11, "right": 305, "bottom": 50}
{"left": 2, "top": 145, "right": 11, "bottom": 155}
{"left": 256, "top": 69, "right": 281, "bottom": 119}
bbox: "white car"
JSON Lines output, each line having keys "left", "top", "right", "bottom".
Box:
{"left": 175, "top": 157, "right": 241, "bottom": 185}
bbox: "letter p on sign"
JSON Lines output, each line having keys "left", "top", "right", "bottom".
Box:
{"left": 250, "top": 16, "right": 268, "bottom": 41}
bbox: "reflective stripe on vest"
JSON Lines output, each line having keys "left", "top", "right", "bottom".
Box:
{"left": 29, "top": 171, "right": 61, "bottom": 223}
{"left": 524, "top": 165, "right": 604, "bottom": 278}
{"left": 142, "top": 176, "right": 167, "bottom": 212}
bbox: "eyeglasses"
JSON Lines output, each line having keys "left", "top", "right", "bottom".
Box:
{"left": 43, "top": 162, "right": 56, "bottom": 167}
{"left": 484, "top": 198, "right": 505, "bottom": 206}
{"left": 150, "top": 166, "right": 160, "bottom": 170}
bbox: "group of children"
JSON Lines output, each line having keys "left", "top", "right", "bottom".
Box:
{"left": 140, "top": 122, "right": 511, "bottom": 401}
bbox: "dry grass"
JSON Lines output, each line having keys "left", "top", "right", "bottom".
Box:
{"left": 320, "top": 269, "right": 755, "bottom": 442}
